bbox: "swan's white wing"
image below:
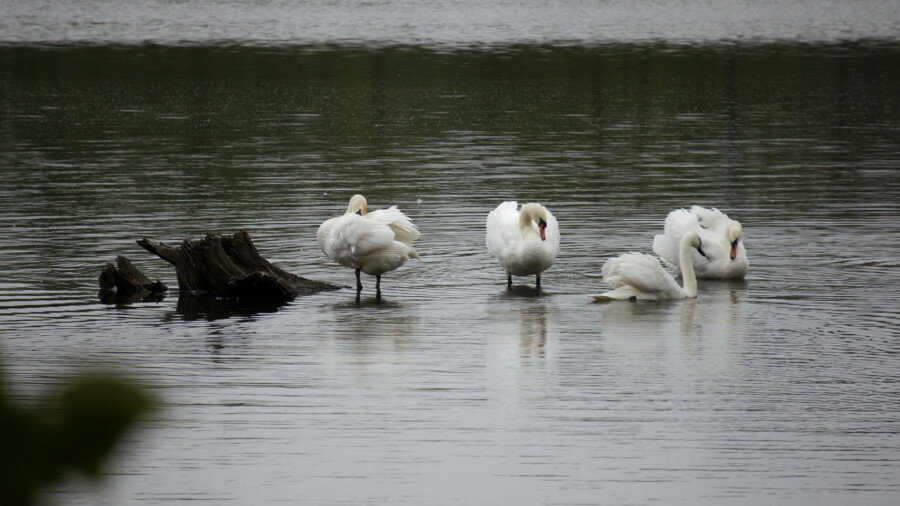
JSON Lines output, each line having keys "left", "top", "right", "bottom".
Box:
{"left": 366, "top": 206, "right": 420, "bottom": 245}
{"left": 319, "top": 214, "right": 359, "bottom": 267}
{"left": 339, "top": 216, "right": 396, "bottom": 257}
{"left": 602, "top": 253, "right": 658, "bottom": 289}
{"left": 664, "top": 208, "right": 701, "bottom": 237}
{"left": 320, "top": 214, "right": 396, "bottom": 268}
{"left": 652, "top": 208, "right": 699, "bottom": 268}
{"left": 317, "top": 216, "right": 338, "bottom": 256}
{"left": 690, "top": 205, "right": 732, "bottom": 233}
{"left": 602, "top": 253, "right": 682, "bottom": 297}
{"left": 486, "top": 201, "right": 519, "bottom": 257}
{"left": 651, "top": 233, "right": 676, "bottom": 268}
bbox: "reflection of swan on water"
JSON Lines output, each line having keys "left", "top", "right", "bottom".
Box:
{"left": 678, "top": 281, "right": 748, "bottom": 340}
{"left": 329, "top": 301, "right": 417, "bottom": 342}
{"left": 486, "top": 201, "right": 560, "bottom": 288}
{"left": 518, "top": 301, "right": 548, "bottom": 356}
{"left": 317, "top": 194, "right": 420, "bottom": 300}
{"left": 652, "top": 205, "right": 748, "bottom": 279}
{"left": 484, "top": 297, "right": 554, "bottom": 401}
{"left": 485, "top": 294, "right": 550, "bottom": 353}
{"left": 598, "top": 282, "right": 748, "bottom": 361}
{"left": 597, "top": 298, "right": 683, "bottom": 340}
{"left": 591, "top": 232, "right": 705, "bottom": 301}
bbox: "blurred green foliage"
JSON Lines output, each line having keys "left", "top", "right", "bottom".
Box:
{"left": 0, "top": 371, "right": 151, "bottom": 506}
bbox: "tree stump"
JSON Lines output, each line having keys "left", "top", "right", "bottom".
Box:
{"left": 98, "top": 255, "right": 168, "bottom": 295}
{"left": 135, "top": 230, "right": 341, "bottom": 302}
{"left": 98, "top": 255, "right": 168, "bottom": 304}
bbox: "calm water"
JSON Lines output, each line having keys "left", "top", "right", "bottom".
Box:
{"left": 2, "top": 2, "right": 900, "bottom": 505}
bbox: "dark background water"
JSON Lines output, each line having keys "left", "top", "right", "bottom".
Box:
{"left": 2, "top": 2, "right": 900, "bottom": 505}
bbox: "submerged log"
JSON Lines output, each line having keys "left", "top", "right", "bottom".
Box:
{"left": 136, "top": 230, "right": 341, "bottom": 302}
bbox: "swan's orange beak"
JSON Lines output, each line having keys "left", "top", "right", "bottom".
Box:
{"left": 730, "top": 239, "right": 739, "bottom": 260}
{"left": 538, "top": 219, "right": 547, "bottom": 241}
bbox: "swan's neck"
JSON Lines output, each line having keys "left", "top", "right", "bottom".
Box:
{"left": 519, "top": 209, "right": 537, "bottom": 235}
{"left": 679, "top": 235, "right": 698, "bottom": 298}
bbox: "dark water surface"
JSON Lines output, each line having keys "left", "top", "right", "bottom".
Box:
{"left": 2, "top": 9, "right": 900, "bottom": 506}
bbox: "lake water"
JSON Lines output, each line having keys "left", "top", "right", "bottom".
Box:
{"left": 2, "top": 1, "right": 900, "bottom": 505}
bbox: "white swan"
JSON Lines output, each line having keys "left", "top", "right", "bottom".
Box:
{"left": 317, "top": 194, "right": 420, "bottom": 300}
{"left": 590, "top": 231, "right": 705, "bottom": 301}
{"left": 486, "top": 201, "right": 560, "bottom": 288}
{"left": 652, "top": 205, "right": 748, "bottom": 279}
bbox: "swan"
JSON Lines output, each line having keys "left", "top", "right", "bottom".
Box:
{"left": 652, "top": 205, "right": 748, "bottom": 279}
{"left": 486, "top": 201, "right": 560, "bottom": 288}
{"left": 317, "top": 194, "right": 420, "bottom": 300}
{"left": 590, "top": 231, "right": 706, "bottom": 301}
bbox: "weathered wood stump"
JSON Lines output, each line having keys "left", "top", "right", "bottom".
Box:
{"left": 98, "top": 255, "right": 168, "bottom": 304}
{"left": 99, "top": 255, "right": 168, "bottom": 294}
{"left": 136, "top": 230, "right": 341, "bottom": 302}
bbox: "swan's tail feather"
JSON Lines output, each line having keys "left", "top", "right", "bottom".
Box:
{"left": 389, "top": 221, "right": 420, "bottom": 245}
{"left": 367, "top": 206, "right": 420, "bottom": 244}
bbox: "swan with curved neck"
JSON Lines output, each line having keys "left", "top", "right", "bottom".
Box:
{"left": 591, "top": 231, "right": 705, "bottom": 301}
{"left": 345, "top": 194, "right": 368, "bottom": 215}
{"left": 486, "top": 201, "right": 560, "bottom": 288}
{"left": 652, "top": 206, "right": 748, "bottom": 279}
{"left": 317, "top": 194, "right": 419, "bottom": 300}
{"left": 726, "top": 223, "right": 743, "bottom": 260}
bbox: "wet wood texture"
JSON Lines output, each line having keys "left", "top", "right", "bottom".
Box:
{"left": 98, "top": 230, "right": 341, "bottom": 302}
{"left": 136, "top": 230, "right": 342, "bottom": 301}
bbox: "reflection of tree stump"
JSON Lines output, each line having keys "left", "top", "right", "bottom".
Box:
{"left": 136, "top": 230, "right": 341, "bottom": 302}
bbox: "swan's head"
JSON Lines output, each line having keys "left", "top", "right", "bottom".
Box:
{"left": 346, "top": 194, "right": 368, "bottom": 216}
{"left": 727, "top": 223, "right": 743, "bottom": 260}
{"left": 520, "top": 203, "right": 549, "bottom": 241}
{"left": 685, "top": 231, "right": 706, "bottom": 258}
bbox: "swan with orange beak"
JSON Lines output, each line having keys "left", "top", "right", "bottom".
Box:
{"left": 652, "top": 205, "right": 748, "bottom": 279}
{"left": 486, "top": 201, "right": 560, "bottom": 288}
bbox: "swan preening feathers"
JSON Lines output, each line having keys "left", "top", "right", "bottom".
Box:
{"left": 486, "top": 201, "right": 560, "bottom": 288}
{"left": 652, "top": 205, "right": 748, "bottom": 280}
{"left": 592, "top": 205, "right": 747, "bottom": 302}
{"left": 317, "top": 194, "right": 420, "bottom": 300}
{"left": 316, "top": 196, "right": 746, "bottom": 303}
{"left": 591, "top": 231, "right": 706, "bottom": 301}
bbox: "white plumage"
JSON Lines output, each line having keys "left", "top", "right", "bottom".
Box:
{"left": 591, "top": 231, "right": 705, "bottom": 301}
{"left": 486, "top": 201, "right": 560, "bottom": 288}
{"left": 317, "top": 194, "right": 419, "bottom": 299}
{"left": 652, "top": 205, "right": 748, "bottom": 279}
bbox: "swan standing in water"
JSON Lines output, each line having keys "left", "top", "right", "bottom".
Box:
{"left": 317, "top": 194, "right": 420, "bottom": 300}
{"left": 486, "top": 201, "right": 560, "bottom": 288}
{"left": 652, "top": 205, "right": 748, "bottom": 279}
{"left": 591, "top": 231, "right": 706, "bottom": 301}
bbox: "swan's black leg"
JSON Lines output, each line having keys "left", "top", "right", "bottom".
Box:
{"left": 375, "top": 274, "right": 382, "bottom": 300}
{"left": 355, "top": 268, "right": 363, "bottom": 301}
{"left": 507, "top": 274, "right": 512, "bottom": 288}
{"left": 536, "top": 274, "right": 541, "bottom": 289}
